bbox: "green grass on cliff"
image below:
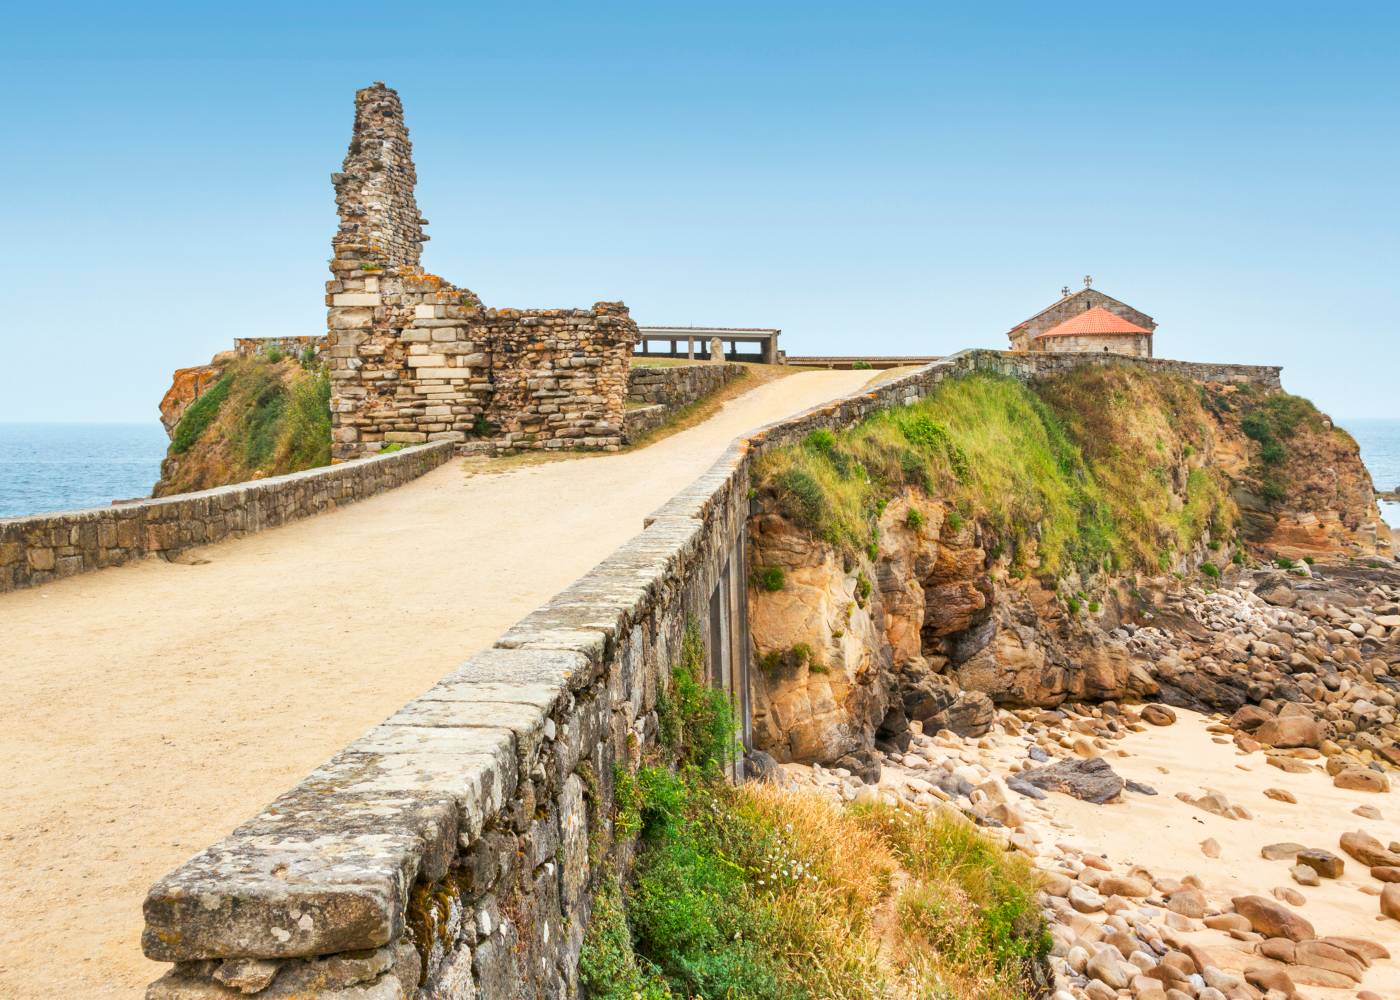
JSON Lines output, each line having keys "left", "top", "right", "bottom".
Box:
{"left": 754, "top": 369, "right": 1235, "bottom": 577}
{"left": 163, "top": 357, "right": 330, "bottom": 494}
{"left": 579, "top": 625, "right": 1046, "bottom": 1000}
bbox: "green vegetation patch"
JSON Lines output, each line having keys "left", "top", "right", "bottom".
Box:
{"left": 171, "top": 374, "right": 233, "bottom": 454}
{"left": 582, "top": 623, "right": 1047, "bottom": 1000}
{"left": 754, "top": 368, "right": 1238, "bottom": 578}
{"left": 162, "top": 356, "right": 332, "bottom": 493}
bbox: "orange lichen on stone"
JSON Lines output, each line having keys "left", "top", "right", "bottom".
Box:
{"left": 159, "top": 365, "right": 221, "bottom": 434}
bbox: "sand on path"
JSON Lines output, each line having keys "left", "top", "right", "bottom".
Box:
{"left": 0, "top": 368, "right": 870, "bottom": 999}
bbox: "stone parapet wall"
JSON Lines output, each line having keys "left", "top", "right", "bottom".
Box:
{"left": 235, "top": 336, "right": 328, "bottom": 362}
{"left": 139, "top": 348, "right": 1284, "bottom": 999}
{"left": 625, "top": 362, "right": 745, "bottom": 407}
{"left": 621, "top": 363, "right": 746, "bottom": 442}
{"left": 989, "top": 349, "right": 1282, "bottom": 389}
{"left": 0, "top": 442, "right": 452, "bottom": 595}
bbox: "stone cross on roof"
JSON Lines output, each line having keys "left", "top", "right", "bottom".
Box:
{"left": 1083, "top": 274, "right": 1094, "bottom": 289}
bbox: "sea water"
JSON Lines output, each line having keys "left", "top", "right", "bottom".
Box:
{"left": 1, "top": 418, "right": 1398, "bottom": 527}
{"left": 0, "top": 423, "right": 168, "bottom": 519}
{"left": 1343, "top": 418, "right": 1400, "bottom": 530}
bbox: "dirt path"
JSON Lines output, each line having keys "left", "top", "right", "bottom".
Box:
{"left": 0, "top": 369, "right": 869, "bottom": 999}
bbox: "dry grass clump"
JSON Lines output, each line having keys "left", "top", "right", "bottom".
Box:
{"left": 584, "top": 778, "right": 1048, "bottom": 999}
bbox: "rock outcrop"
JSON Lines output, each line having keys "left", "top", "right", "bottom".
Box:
{"left": 746, "top": 367, "right": 1393, "bottom": 770}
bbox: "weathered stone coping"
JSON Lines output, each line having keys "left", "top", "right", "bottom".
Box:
{"left": 139, "top": 349, "right": 1283, "bottom": 996}
{"left": 0, "top": 441, "right": 454, "bottom": 595}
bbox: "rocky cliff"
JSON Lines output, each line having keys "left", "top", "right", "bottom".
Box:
{"left": 746, "top": 365, "right": 1392, "bottom": 774}
{"left": 153, "top": 351, "right": 331, "bottom": 497}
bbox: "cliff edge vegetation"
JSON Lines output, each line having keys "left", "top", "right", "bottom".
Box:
{"left": 154, "top": 351, "right": 331, "bottom": 497}
{"left": 746, "top": 364, "right": 1390, "bottom": 771}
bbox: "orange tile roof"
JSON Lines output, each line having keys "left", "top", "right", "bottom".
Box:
{"left": 1035, "top": 306, "right": 1152, "bottom": 339}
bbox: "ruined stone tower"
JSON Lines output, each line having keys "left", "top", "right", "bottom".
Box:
{"left": 325, "top": 83, "right": 637, "bottom": 461}
{"left": 331, "top": 83, "right": 428, "bottom": 272}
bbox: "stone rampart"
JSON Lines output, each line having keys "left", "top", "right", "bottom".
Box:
{"left": 987, "top": 349, "right": 1283, "bottom": 389}
{"left": 622, "top": 362, "right": 746, "bottom": 442}
{"left": 235, "top": 336, "right": 328, "bottom": 362}
{"left": 625, "top": 362, "right": 745, "bottom": 407}
{"left": 0, "top": 442, "right": 452, "bottom": 595}
{"left": 139, "top": 348, "right": 1284, "bottom": 998}
{"left": 328, "top": 84, "right": 637, "bottom": 461}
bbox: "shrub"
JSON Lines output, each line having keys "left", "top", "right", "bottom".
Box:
{"left": 1066, "top": 596, "right": 1081, "bottom": 615}
{"left": 1200, "top": 561, "right": 1221, "bottom": 579}
{"left": 264, "top": 345, "right": 285, "bottom": 364}
{"left": 905, "top": 508, "right": 925, "bottom": 531}
{"left": 378, "top": 442, "right": 405, "bottom": 454}
{"left": 852, "top": 360, "right": 874, "bottom": 370}
{"left": 753, "top": 565, "right": 786, "bottom": 592}
{"left": 1275, "top": 557, "right": 1297, "bottom": 570}
{"left": 855, "top": 571, "right": 872, "bottom": 606}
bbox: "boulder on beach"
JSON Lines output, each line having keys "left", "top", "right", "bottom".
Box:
{"left": 1012, "top": 756, "right": 1125, "bottom": 804}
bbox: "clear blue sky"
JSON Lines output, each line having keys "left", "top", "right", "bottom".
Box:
{"left": 3, "top": 2, "right": 1397, "bottom": 423}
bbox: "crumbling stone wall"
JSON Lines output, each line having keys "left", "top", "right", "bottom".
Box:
{"left": 235, "top": 336, "right": 328, "bottom": 362}
{"left": 327, "top": 84, "right": 637, "bottom": 460}
{"left": 0, "top": 442, "right": 453, "bottom": 595}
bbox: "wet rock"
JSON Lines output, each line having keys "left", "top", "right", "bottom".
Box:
{"left": 1016, "top": 756, "right": 1125, "bottom": 804}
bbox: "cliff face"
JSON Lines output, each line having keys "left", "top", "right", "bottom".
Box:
{"left": 153, "top": 353, "right": 331, "bottom": 497}
{"left": 746, "top": 366, "right": 1390, "bottom": 770}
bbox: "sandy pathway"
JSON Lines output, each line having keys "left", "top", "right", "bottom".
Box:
{"left": 0, "top": 369, "right": 869, "bottom": 999}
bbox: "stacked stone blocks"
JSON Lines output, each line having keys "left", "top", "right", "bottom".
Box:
{"left": 327, "top": 83, "right": 636, "bottom": 462}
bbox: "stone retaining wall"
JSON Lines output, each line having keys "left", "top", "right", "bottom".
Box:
{"left": 139, "top": 349, "right": 1284, "bottom": 999}
{"left": 625, "top": 362, "right": 745, "bottom": 407}
{"left": 621, "top": 363, "right": 746, "bottom": 442}
{"left": 1002, "top": 349, "right": 1282, "bottom": 389}
{"left": 0, "top": 442, "right": 453, "bottom": 595}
